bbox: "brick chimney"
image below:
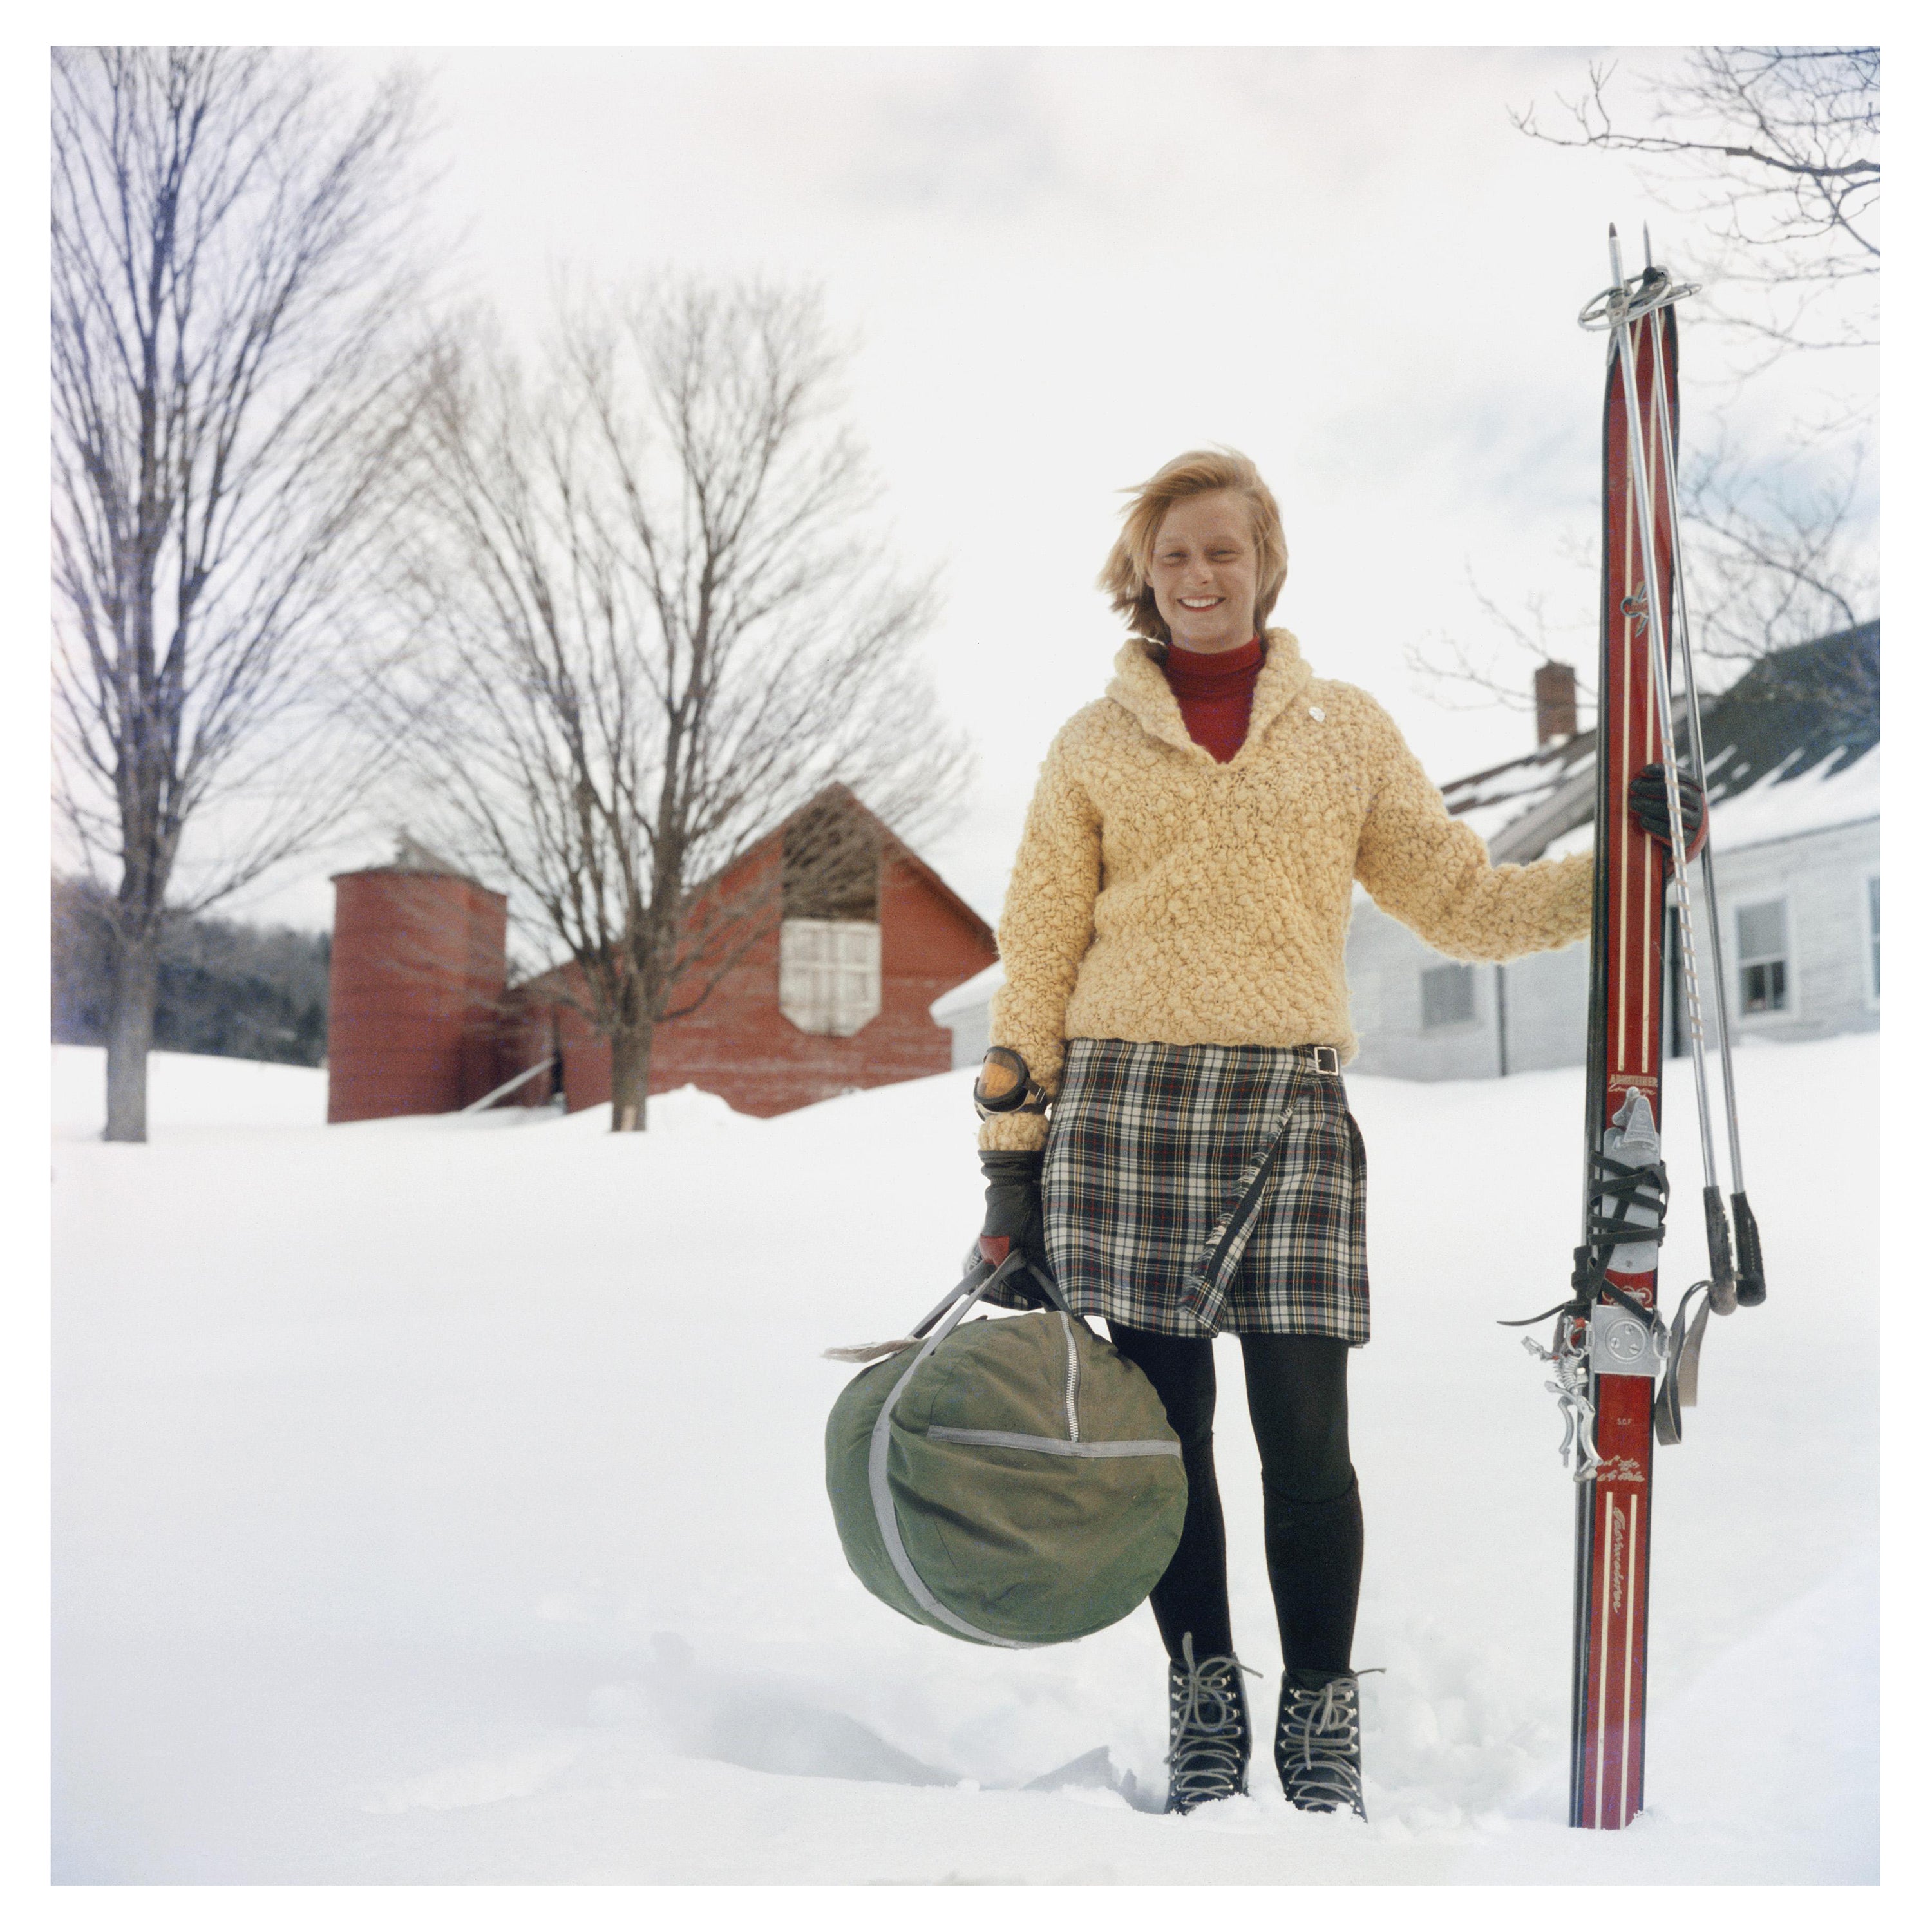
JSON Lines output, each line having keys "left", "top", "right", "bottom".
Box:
{"left": 1535, "top": 661, "right": 1578, "bottom": 745}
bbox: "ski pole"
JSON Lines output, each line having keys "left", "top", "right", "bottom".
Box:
{"left": 1640, "top": 302, "right": 1767, "bottom": 1308}
{"left": 1601, "top": 226, "right": 1737, "bottom": 1312}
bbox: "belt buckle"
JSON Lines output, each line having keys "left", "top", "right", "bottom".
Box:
{"left": 1311, "top": 1045, "right": 1340, "bottom": 1075}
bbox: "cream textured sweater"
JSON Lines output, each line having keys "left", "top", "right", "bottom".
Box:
{"left": 980, "top": 629, "right": 1593, "bottom": 1151}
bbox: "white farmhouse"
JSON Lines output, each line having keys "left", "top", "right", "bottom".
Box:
{"left": 931, "top": 623, "right": 1879, "bottom": 1079}
{"left": 1345, "top": 622, "right": 1879, "bottom": 1079}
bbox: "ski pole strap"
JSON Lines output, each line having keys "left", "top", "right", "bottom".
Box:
{"left": 1654, "top": 1278, "right": 1714, "bottom": 1447}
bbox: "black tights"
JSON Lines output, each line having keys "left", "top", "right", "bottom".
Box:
{"left": 1107, "top": 1323, "right": 1363, "bottom": 1676}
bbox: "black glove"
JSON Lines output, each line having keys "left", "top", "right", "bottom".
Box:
{"left": 1629, "top": 764, "right": 1708, "bottom": 865}
{"left": 977, "top": 1149, "right": 1054, "bottom": 1307}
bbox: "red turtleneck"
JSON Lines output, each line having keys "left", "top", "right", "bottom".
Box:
{"left": 1160, "top": 635, "right": 1264, "bottom": 764}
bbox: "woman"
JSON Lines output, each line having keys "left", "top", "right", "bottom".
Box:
{"left": 970, "top": 448, "right": 1699, "bottom": 1819}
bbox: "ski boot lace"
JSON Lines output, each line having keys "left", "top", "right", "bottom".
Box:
{"left": 1166, "top": 1632, "right": 1260, "bottom": 1814}
{"left": 1278, "top": 1668, "right": 1383, "bottom": 1819}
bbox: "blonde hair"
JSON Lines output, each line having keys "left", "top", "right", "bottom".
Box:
{"left": 1097, "top": 448, "right": 1288, "bottom": 645}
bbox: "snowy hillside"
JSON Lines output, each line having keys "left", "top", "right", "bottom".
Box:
{"left": 53, "top": 1043, "right": 327, "bottom": 1135}
{"left": 52, "top": 1039, "right": 1876, "bottom": 1883}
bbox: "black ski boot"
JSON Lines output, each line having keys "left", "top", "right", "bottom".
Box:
{"left": 1274, "top": 1667, "right": 1373, "bottom": 1818}
{"left": 1164, "top": 1633, "right": 1257, "bottom": 1815}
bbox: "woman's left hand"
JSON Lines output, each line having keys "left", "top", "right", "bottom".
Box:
{"left": 1629, "top": 764, "right": 1709, "bottom": 866}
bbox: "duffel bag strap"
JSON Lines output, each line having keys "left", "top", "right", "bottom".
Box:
{"left": 975, "top": 1234, "right": 1074, "bottom": 1318}
{"left": 824, "top": 1248, "right": 1035, "bottom": 1363}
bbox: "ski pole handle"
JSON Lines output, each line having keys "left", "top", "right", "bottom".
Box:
{"left": 1702, "top": 1185, "right": 1738, "bottom": 1316}
{"left": 978, "top": 1235, "right": 1011, "bottom": 1264}
{"left": 1731, "top": 1192, "right": 1766, "bottom": 1307}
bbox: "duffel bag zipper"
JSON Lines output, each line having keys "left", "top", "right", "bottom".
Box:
{"left": 1059, "top": 1311, "right": 1080, "bottom": 1442}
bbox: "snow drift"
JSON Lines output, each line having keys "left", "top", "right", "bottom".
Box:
{"left": 51, "top": 1038, "right": 1876, "bottom": 1882}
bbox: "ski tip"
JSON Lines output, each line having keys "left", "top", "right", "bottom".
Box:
{"left": 1608, "top": 222, "right": 1619, "bottom": 238}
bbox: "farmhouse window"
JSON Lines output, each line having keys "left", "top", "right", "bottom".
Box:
{"left": 1736, "top": 899, "right": 1790, "bottom": 1015}
{"left": 1421, "top": 962, "right": 1476, "bottom": 1029}
{"left": 781, "top": 918, "right": 882, "bottom": 1036}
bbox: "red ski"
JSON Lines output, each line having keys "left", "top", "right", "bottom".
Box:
{"left": 1512, "top": 226, "right": 1768, "bottom": 1833}
{"left": 1566, "top": 233, "right": 1682, "bottom": 1832}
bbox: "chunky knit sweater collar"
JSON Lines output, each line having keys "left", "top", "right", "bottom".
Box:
{"left": 1106, "top": 627, "right": 1315, "bottom": 769}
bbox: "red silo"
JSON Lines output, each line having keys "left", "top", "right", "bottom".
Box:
{"left": 327, "top": 848, "right": 509, "bottom": 1124}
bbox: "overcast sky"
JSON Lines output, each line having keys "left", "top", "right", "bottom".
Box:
{"left": 261, "top": 44, "right": 1875, "bottom": 931}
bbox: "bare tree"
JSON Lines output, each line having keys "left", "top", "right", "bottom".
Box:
{"left": 1415, "top": 49, "right": 1880, "bottom": 724}
{"left": 381, "top": 279, "right": 969, "bottom": 1130}
{"left": 1675, "top": 439, "right": 1874, "bottom": 663}
{"left": 1513, "top": 46, "right": 1879, "bottom": 359}
{"left": 51, "top": 47, "right": 429, "bottom": 1141}
{"left": 1406, "top": 569, "right": 1596, "bottom": 719}
{"left": 1408, "top": 426, "right": 1875, "bottom": 714}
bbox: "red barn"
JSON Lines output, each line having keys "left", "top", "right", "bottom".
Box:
{"left": 326, "top": 794, "right": 996, "bottom": 1124}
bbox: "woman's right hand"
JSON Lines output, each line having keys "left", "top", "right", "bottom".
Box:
{"left": 976, "top": 1149, "right": 1054, "bottom": 1305}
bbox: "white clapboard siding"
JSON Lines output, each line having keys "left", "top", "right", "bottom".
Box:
{"left": 1344, "top": 811, "right": 1878, "bottom": 1081}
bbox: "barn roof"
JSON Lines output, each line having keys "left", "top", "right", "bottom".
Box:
{"left": 744, "top": 782, "right": 996, "bottom": 948}
{"left": 507, "top": 782, "right": 993, "bottom": 996}
{"left": 1446, "top": 621, "right": 1880, "bottom": 866}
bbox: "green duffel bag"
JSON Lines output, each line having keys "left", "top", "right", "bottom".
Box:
{"left": 824, "top": 1249, "right": 1188, "bottom": 1648}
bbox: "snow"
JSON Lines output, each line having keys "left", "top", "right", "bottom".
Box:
{"left": 52, "top": 1036, "right": 1876, "bottom": 1882}
{"left": 1703, "top": 742, "right": 1878, "bottom": 852}
{"left": 53, "top": 1044, "right": 327, "bottom": 1135}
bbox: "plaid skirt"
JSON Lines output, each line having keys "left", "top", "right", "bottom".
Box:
{"left": 1036, "top": 1037, "right": 1369, "bottom": 1344}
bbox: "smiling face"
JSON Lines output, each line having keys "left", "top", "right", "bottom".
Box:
{"left": 1146, "top": 491, "right": 1260, "bottom": 655}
